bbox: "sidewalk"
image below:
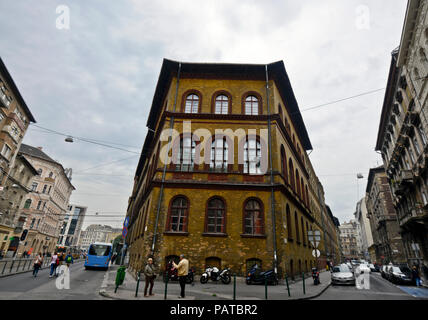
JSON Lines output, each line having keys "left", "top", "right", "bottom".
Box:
{"left": 99, "top": 265, "right": 331, "bottom": 300}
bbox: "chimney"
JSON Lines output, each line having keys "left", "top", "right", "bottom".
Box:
{"left": 37, "top": 147, "right": 43, "bottom": 150}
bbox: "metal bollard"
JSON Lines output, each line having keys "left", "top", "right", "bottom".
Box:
{"left": 135, "top": 271, "right": 141, "bottom": 297}
{"left": 16, "top": 259, "right": 21, "bottom": 273}
{"left": 265, "top": 276, "right": 268, "bottom": 300}
{"left": 285, "top": 274, "right": 290, "bottom": 297}
{"left": 9, "top": 260, "right": 15, "bottom": 273}
{"left": 164, "top": 273, "right": 169, "bottom": 300}
{"left": 233, "top": 274, "right": 236, "bottom": 300}
{"left": 302, "top": 272, "right": 306, "bottom": 295}
{"left": 1, "top": 261, "right": 6, "bottom": 275}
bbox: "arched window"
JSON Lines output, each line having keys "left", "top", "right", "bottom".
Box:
{"left": 288, "top": 159, "right": 295, "bottom": 191}
{"left": 295, "top": 170, "right": 300, "bottom": 198}
{"left": 49, "top": 172, "right": 53, "bottom": 178}
{"left": 215, "top": 95, "right": 229, "bottom": 114}
{"left": 286, "top": 205, "right": 292, "bottom": 240}
{"left": 306, "top": 221, "right": 309, "bottom": 247}
{"left": 24, "top": 199, "right": 32, "bottom": 209}
{"left": 176, "top": 135, "right": 196, "bottom": 171}
{"left": 205, "top": 197, "right": 226, "bottom": 234}
{"left": 37, "top": 168, "right": 43, "bottom": 175}
{"left": 166, "top": 196, "right": 189, "bottom": 232}
{"left": 243, "top": 137, "right": 262, "bottom": 174}
{"left": 210, "top": 137, "right": 228, "bottom": 172}
{"left": 301, "top": 217, "right": 306, "bottom": 246}
{"left": 295, "top": 212, "right": 300, "bottom": 244}
{"left": 305, "top": 185, "right": 309, "bottom": 207}
{"left": 184, "top": 94, "right": 199, "bottom": 113}
{"left": 300, "top": 177, "right": 304, "bottom": 202}
{"left": 280, "top": 146, "right": 288, "bottom": 182}
{"left": 244, "top": 95, "right": 259, "bottom": 115}
{"left": 243, "top": 198, "right": 264, "bottom": 235}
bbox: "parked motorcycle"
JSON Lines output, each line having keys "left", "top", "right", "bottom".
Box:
{"left": 312, "top": 267, "right": 320, "bottom": 285}
{"left": 163, "top": 260, "right": 194, "bottom": 284}
{"left": 246, "top": 264, "right": 278, "bottom": 285}
{"left": 200, "top": 266, "right": 231, "bottom": 284}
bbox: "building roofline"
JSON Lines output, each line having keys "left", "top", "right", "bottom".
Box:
{"left": 397, "top": 0, "right": 421, "bottom": 67}
{"left": 375, "top": 51, "right": 400, "bottom": 151}
{"left": 136, "top": 58, "right": 313, "bottom": 177}
{"left": 0, "top": 56, "right": 36, "bottom": 123}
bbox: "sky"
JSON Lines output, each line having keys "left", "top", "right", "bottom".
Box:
{"left": 0, "top": 0, "right": 408, "bottom": 229}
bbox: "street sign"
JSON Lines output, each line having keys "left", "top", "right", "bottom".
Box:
{"left": 122, "top": 226, "right": 128, "bottom": 238}
{"left": 312, "top": 249, "right": 321, "bottom": 258}
{"left": 308, "top": 230, "right": 321, "bottom": 248}
{"left": 124, "top": 217, "right": 129, "bottom": 228}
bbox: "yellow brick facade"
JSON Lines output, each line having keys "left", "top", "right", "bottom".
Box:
{"left": 126, "top": 61, "right": 339, "bottom": 278}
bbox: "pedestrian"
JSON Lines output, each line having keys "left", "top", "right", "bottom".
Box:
{"left": 172, "top": 254, "right": 189, "bottom": 299}
{"left": 412, "top": 265, "right": 421, "bottom": 287}
{"left": 64, "top": 251, "right": 73, "bottom": 268}
{"left": 49, "top": 251, "right": 59, "bottom": 278}
{"left": 32, "top": 253, "right": 43, "bottom": 277}
{"left": 143, "top": 258, "right": 156, "bottom": 297}
{"left": 111, "top": 252, "right": 117, "bottom": 264}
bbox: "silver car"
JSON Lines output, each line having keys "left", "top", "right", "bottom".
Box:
{"left": 331, "top": 264, "right": 355, "bottom": 285}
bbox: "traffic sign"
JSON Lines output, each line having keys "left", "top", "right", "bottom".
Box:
{"left": 312, "top": 249, "right": 321, "bottom": 258}
{"left": 124, "top": 217, "right": 129, "bottom": 228}
{"left": 122, "top": 226, "right": 128, "bottom": 238}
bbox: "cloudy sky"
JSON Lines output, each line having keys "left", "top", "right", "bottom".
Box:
{"left": 0, "top": 0, "right": 407, "bottom": 229}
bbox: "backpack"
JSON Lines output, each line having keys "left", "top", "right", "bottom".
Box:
{"left": 66, "top": 256, "right": 72, "bottom": 263}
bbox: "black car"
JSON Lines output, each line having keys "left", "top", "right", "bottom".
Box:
{"left": 387, "top": 265, "right": 413, "bottom": 285}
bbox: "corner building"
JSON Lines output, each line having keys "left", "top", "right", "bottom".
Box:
{"left": 126, "top": 60, "right": 336, "bottom": 279}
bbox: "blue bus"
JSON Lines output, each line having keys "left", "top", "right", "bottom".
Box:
{"left": 84, "top": 242, "right": 113, "bottom": 270}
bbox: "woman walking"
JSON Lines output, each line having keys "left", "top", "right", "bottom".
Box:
{"left": 143, "top": 258, "right": 156, "bottom": 297}
{"left": 49, "top": 252, "right": 59, "bottom": 278}
{"left": 32, "top": 253, "right": 43, "bottom": 277}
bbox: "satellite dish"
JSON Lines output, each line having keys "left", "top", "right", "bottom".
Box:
{"left": 357, "top": 173, "right": 364, "bottom": 179}
{"left": 65, "top": 136, "right": 74, "bottom": 143}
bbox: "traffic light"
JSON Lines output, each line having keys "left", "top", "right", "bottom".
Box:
{"left": 20, "top": 229, "right": 28, "bottom": 241}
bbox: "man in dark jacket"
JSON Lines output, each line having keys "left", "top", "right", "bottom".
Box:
{"left": 143, "top": 258, "right": 156, "bottom": 297}
{"left": 412, "top": 266, "right": 421, "bottom": 287}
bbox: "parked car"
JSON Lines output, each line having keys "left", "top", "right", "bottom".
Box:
{"left": 387, "top": 266, "right": 413, "bottom": 285}
{"left": 331, "top": 264, "right": 355, "bottom": 285}
{"left": 346, "top": 262, "right": 353, "bottom": 272}
{"left": 369, "top": 264, "right": 376, "bottom": 272}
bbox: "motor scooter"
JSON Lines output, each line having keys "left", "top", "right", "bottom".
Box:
{"left": 246, "top": 264, "right": 278, "bottom": 285}
{"left": 312, "top": 267, "right": 320, "bottom": 285}
{"left": 163, "top": 261, "right": 194, "bottom": 284}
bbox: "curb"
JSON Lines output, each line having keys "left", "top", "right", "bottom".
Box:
{"left": 294, "top": 282, "right": 331, "bottom": 300}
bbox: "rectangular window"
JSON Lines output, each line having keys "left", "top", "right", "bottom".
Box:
{"left": 37, "top": 201, "right": 42, "bottom": 210}
{"left": 31, "top": 182, "right": 38, "bottom": 191}
{"left": 1, "top": 144, "right": 12, "bottom": 159}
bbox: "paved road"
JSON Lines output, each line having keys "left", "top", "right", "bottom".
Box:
{"left": 0, "top": 261, "right": 107, "bottom": 300}
{"left": 315, "top": 272, "right": 421, "bottom": 300}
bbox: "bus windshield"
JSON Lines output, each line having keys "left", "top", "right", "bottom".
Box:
{"left": 89, "top": 244, "right": 111, "bottom": 256}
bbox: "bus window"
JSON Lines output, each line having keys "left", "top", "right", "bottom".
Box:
{"left": 89, "top": 244, "right": 111, "bottom": 256}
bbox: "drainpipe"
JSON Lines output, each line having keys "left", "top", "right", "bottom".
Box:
{"left": 265, "top": 65, "right": 278, "bottom": 274}
{"left": 151, "top": 63, "right": 182, "bottom": 256}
